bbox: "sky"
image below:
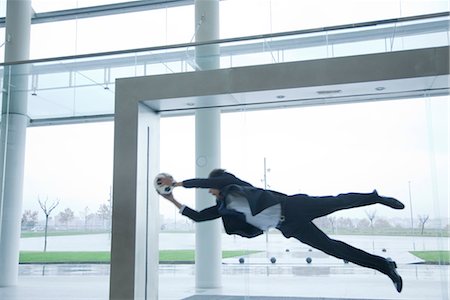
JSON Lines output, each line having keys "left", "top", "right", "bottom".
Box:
{"left": 23, "top": 95, "right": 449, "bottom": 224}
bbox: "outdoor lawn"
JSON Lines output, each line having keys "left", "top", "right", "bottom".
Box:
{"left": 19, "top": 250, "right": 260, "bottom": 264}
{"left": 19, "top": 250, "right": 450, "bottom": 264}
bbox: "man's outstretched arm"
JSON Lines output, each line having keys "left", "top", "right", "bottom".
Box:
{"left": 159, "top": 192, "right": 183, "bottom": 209}
{"left": 159, "top": 192, "right": 221, "bottom": 222}
{"left": 159, "top": 173, "right": 252, "bottom": 190}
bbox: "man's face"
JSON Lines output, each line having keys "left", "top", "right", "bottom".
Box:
{"left": 209, "top": 188, "right": 220, "bottom": 198}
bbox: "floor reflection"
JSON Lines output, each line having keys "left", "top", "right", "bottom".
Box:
{"left": 19, "top": 264, "right": 110, "bottom": 276}
{"left": 19, "top": 262, "right": 449, "bottom": 280}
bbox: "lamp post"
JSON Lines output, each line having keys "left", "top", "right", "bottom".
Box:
{"left": 263, "top": 157, "right": 271, "bottom": 245}
{"left": 408, "top": 181, "right": 416, "bottom": 250}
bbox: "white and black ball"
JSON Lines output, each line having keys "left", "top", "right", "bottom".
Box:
{"left": 154, "top": 173, "right": 174, "bottom": 195}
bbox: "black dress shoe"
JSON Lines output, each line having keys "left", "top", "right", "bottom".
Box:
{"left": 386, "top": 259, "right": 403, "bottom": 293}
{"left": 373, "top": 190, "right": 405, "bottom": 209}
{"left": 380, "top": 196, "right": 405, "bottom": 209}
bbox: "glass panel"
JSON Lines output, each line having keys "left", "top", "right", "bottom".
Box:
{"left": 19, "top": 121, "right": 113, "bottom": 295}
{"left": 20, "top": 1, "right": 449, "bottom": 61}
{"left": 0, "top": 28, "right": 5, "bottom": 59}
{"left": 29, "top": 6, "right": 194, "bottom": 60}
{"left": 158, "top": 95, "right": 449, "bottom": 299}
{"left": 0, "top": 64, "right": 9, "bottom": 256}
{"left": 23, "top": 122, "right": 114, "bottom": 231}
{"left": 30, "top": 21, "right": 78, "bottom": 59}
{"left": 0, "top": 0, "right": 5, "bottom": 18}
{"left": 221, "top": 0, "right": 449, "bottom": 38}
{"left": 31, "top": 0, "right": 141, "bottom": 13}
{"left": 14, "top": 13, "right": 449, "bottom": 122}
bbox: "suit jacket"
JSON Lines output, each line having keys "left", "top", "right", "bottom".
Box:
{"left": 181, "top": 173, "right": 287, "bottom": 238}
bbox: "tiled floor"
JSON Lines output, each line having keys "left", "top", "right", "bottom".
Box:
{"left": 183, "top": 297, "right": 382, "bottom": 300}
{"left": 1, "top": 263, "right": 449, "bottom": 300}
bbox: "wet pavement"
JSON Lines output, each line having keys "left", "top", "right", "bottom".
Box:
{"left": 1, "top": 233, "right": 448, "bottom": 299}
{"left": 2, "top": 262, "right": 447, "bottom": 300}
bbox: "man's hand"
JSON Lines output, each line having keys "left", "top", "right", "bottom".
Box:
{"left": 159, "top": 192, "right": 175, "bottom": 201}
{"left": 157, "top": 191, "right": 183, "bottom": 210}
{"left": 158, "top": 176, "right": 175, "bottom": 186}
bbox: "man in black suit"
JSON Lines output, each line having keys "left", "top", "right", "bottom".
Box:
{"left": 159, "top": 169, "right": 404, "bottom": 293}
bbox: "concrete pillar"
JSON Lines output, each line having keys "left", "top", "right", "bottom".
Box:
{"left": 195, "top": 108, "right": 221, "bottom": 289}
{"left": 0, "top": 0, "right": 31, "bottom": 287}
{"left": 194, "top": 0, "right": 222, "bottom": 289}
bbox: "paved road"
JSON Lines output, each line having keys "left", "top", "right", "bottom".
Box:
{"left": 20, "top": 232, "right": 449, "bottom": 253}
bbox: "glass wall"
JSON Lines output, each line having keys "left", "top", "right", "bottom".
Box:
{"left": 0, "top": 1, "right": 447, "bottom": 299}
{"left": 23, "top": 122, "right": 114, "bottom": 233}
{"left": 0, "top": 0, "right": 448, "bottom": 61}
{"left": 13, "top": 94, "right": 449, "bottom": 299}
{"left": 31, "top": 0, "right": 141, "bottom": 12}
{"left": 159, "top": 95, "right": 449, "bottom": 299}
{"left": 1, "top": 11, "right": 447, "bottom": 123}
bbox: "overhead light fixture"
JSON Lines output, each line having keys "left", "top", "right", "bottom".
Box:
{"left": 316, "top": 89, "right": 342, "bottom": 95}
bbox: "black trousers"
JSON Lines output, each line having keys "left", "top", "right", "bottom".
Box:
{"left": 276, "top": 191, "right": 391, "bottom": 275}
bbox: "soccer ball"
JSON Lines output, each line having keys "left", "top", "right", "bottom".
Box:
{"left": 154, "top": 173, "right": 174, "bottom": 195}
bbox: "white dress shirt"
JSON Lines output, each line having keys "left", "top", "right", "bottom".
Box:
{"left": 225, "top": 192, "right": 281, "bottom": 231}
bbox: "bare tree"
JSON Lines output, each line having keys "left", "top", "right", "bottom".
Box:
{"left": 374, "top": 218, "right": 393, "bottom": 229}
{"left": 328, "top": 216, "right": 337, "bottom": 234}
{"left": 365, "top": 209, "right": 377, "bottom": 252}
{"left": 97, "top": 203, "right": 111, "bottom": 230}
{"left": 38, "top": 196, "right": 59, "bottom": 252}
{"left": 21, "top": 210, "right": 39, "bottom": 230}
{"left": 79, "top": 206, "right": 90, "bottom": 231}
{"left": 312, "top": 216, "right": 331, "bottom": 231}
{"left": 365, "top": 209, "right": 377, "bottom": 230}
{"left": 417, "top": 214, "right": 430, "bottom": 235}
{"left": 57, "top": 208, "right": 74, "bottom": 229}
{"left": 356, "top": 218, "right": 370, "bottom": 229}
{"left": 336, "top": 217, "right": 354, "bottom": 230}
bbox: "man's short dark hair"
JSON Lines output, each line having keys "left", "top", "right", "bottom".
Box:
{"left": 208, "top": 168, "right": 226, "bottom": 178}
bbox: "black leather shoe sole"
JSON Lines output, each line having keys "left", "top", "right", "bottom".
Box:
{"left": 387, "top": 259, "right": 403, "bottom": 293}
{"left": 381, "top": 196, "right": 405, "bottom": 209}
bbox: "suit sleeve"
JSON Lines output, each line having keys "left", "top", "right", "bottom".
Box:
{"left": 182, "top": 178, "right": 226, "bottom": 189}
{"left": 181, "top": 205, "right": 221, "bottom": 222}
{"left": 182, "top": 174, "right": 253, "bottom": 190}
